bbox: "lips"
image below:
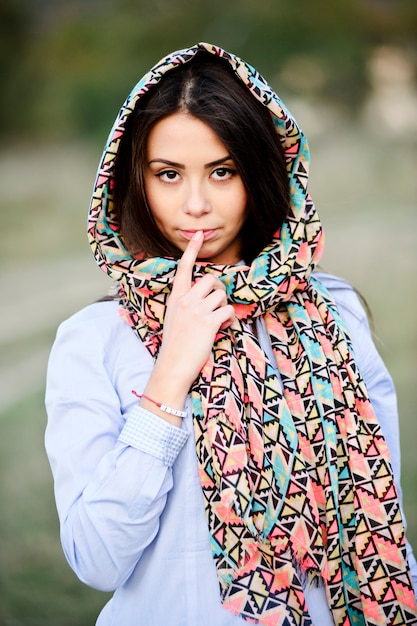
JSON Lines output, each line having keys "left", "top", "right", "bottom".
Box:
{"left": 180, "top": 229, "right": 218, "bottom": 241}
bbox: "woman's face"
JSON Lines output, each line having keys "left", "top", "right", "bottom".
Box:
{"left": 144, "top": 112, "right": 248, "bottom": 264}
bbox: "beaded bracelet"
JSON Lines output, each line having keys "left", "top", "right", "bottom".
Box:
{"left": 132, "top": 390, "right": 187, "bottom": 418}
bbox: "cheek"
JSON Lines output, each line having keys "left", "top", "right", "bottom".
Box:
{"left": 144, "top": 178, "right": 158, "bottom": 210}
{"left": 144, "top": 182, "right": 169, "bottom": 222}
{"left": 219, "top": 182, "right": 246, "bottom": 215}
{"left": 235, "top": 188, "right": 249, "bottom": 224}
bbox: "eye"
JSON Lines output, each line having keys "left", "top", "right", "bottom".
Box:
{"left": 156, "top": 169, "right": 180, "bottom": 183}
{"left": 211, "top": 167, "right": 236, "bottom": 181}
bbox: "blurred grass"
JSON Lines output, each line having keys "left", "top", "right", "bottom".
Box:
{"left": 0, "top": 118, "right": 416, "bottom": 623}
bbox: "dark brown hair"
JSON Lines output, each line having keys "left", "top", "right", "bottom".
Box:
{"left": 113, "top": 52, "right": 290, "bottom": 263}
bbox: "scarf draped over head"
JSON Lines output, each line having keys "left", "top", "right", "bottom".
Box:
{"left": 88, "top": 42, "right": 417, "bottom": 625}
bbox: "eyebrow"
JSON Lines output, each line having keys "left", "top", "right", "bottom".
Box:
{"left": 147, "top": 156, "right": 233, "bottom": 169}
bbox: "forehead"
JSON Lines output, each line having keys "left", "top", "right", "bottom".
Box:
{"left": 147, "top": 112, "right": 227, "bottom": 158}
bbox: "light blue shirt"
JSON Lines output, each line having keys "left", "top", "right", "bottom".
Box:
{"left": 45, "top": 273, "right": 417, "bottom": 625}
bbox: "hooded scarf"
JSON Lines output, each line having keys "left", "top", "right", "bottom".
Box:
{"left": 88, "top": 43, "right": 417, "bottom": 625}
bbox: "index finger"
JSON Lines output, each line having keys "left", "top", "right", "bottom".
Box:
{"left": 171, "top": 230, "right": 204, "bottom": 296}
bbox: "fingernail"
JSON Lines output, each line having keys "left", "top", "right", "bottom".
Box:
{"left": 192, "top": 230, "right": 203, "bottom": 241}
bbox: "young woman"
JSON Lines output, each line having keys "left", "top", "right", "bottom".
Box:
{"left": 45, "top": 43, "right": 417, "bottom": 625}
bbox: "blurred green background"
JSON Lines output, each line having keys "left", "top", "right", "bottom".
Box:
{"left": 0, "top": 0, "right": 416, "bottom": 624}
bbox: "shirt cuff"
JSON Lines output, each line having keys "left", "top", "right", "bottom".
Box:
{"left": 118, "top": 404, "right": 190, "bottom": 467}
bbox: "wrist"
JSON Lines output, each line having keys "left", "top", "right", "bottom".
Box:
{"left": 138, "top": 360, "right": 190, "bottom": 426}
{"left": 138, "top": 394, "right": 186, "bottom": 427}
{"left": 133, "top": 391, "right": 187, "bottom": 418}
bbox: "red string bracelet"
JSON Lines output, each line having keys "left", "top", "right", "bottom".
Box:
{"left": 132, "top": 390, "right": 187, "bottom": 418}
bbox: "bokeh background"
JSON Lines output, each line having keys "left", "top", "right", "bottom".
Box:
{"left": 1, "top": 0, "right": 416, "bottom": 624}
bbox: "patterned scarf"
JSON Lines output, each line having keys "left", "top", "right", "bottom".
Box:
{"left": 88, "top": 43, "right": 417, "bottom": 625}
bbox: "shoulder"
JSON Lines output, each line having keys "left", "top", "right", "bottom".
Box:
{"left": 57, "top": 300, "right": 123, "bottom": 339}
{"left": 61, "top": 299, "right": 120, "bottom": 326}
{"left": 52, "top": 299, "right": 144, "bottom": 362}
{"left": 313, "top": 270, "right": 370, "bottom": 332}
{"left": 47, "top": 299, "right": 154, "bottom": 404}
{"left": 312, "top": 271, "right": 390, "bottom": 401}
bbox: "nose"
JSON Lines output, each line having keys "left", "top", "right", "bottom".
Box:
{"left": 182, "top": 181, "right": 211, "bottom": 217}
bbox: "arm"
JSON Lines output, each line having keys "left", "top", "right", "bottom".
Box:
{"left": 45, "top": 310, "right": 188, "bottom": 592}
{"left": 45, "top": 233, "right": 233, "bottom": 593}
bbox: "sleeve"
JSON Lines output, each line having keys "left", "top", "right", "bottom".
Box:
{"left": 329, "top": 282, "right": 417, "bottom": 596}
{"left": 44, "top": 309, "right": 189, "bottom": 592}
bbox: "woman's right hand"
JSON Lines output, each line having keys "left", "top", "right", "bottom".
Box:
{"left": 139, "top": 231, "right": 235, "bottom": 423}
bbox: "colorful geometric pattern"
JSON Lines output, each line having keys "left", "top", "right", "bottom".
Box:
{"left": 87, "top": 43, "right": 417, "bottom": 625}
